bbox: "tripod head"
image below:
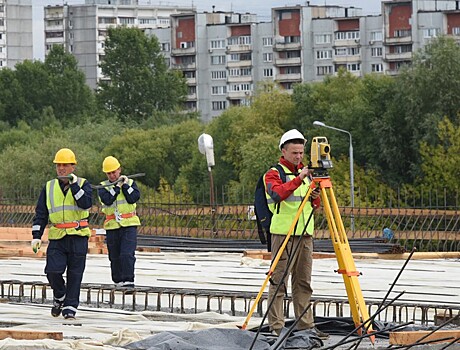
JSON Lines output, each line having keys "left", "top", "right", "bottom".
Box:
{"left": 308, "top": 136, "right": 333, "bottom": 177}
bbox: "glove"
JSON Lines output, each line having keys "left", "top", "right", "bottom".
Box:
{"left": 31, "top": 239, "right": 41, "bottom": 254}
{"left": 117, "top": 175, "right": 128, "bottom": 187}
{"left": 69, "top": 173, "right": 78, "bottom": 184}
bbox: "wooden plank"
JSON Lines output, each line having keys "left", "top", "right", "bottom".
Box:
{"left": 0, "top": 329, "right": 63, "bottom": 340}
{"left": 389, "top": 330, "right": 460, "bottom": 345}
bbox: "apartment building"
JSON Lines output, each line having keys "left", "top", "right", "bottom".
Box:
{"left": 44, "top": 0, "right": 193, "bottom": 89}
{"left": 0, "top": 0, "right": 32, "bottom": 69}
{"left": 44, "top": 0, "right": 460, "bottom": 122}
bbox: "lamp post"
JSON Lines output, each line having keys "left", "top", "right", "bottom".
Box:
{"left": 313, "top": 121, "right": 355, "bottom": 232}
{"left": 198, "top": 133, "right": 217, "bottom": 235}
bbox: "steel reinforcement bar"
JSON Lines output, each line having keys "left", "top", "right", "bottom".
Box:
{"left": 1, "top": 279, "right": 458, "bottom": 326}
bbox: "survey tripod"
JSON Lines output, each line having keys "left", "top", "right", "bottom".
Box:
{"left": 241, "top": 137, "right": 374, "bottom": 342}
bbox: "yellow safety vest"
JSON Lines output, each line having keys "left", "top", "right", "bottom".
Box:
{"left": 265, "top": 164, "right": 315, "bottom": 236}
{"left": 46, "top": 178, "right": 91, "bottom": 240}
{"left": 99, "top": 179, "right": 140, "bottom": 230}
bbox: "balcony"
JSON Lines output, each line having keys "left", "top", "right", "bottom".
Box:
{"left": 186, "top": 77, "right": 196, "bottom": 85}
{"left": 333, "top": 55, "right": 361, "bottom": 64}
{"left": 173, "top": 62, "right": 196, "bottom": 70}
{"left": 228, "top": 91, "right": 250, "bottom": 99}
{"left": 274, "top": 57, "right": 301, "bottom": 66}
{"left": 186, "top": 93, "right": 197, "bottom": 101}
{"left": 276, "top": 73, "right": 302, "bottom": 82}
{"left": 384, "top": 36, "right": 412, "bottom": 45}
{"left": 333, "top": 39, "right": 361, "bottom": 47}
{"left": 273, "top": 41, "right": 301, "bottom": 51}
{"left": 226, "top": 60, "right": 252, "bottom": 68}
{"left": 227, "top": 76, "right": 253, "bottom": 83}
{"left": 384, "top": 51, "right": 412, "bottom": 61}
{"left": 171, "top": 47, "right": 196, "bottom": 56}
{"left": 226, "top": 44, "right": 252, "bottom": 53}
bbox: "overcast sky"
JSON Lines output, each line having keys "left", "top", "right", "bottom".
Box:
{"left": 33, "top": 0, "right": 382, "bottom": 59}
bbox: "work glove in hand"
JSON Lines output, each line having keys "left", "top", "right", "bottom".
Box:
{"left": 31, "top": 239, "right": 41, "bottom": 253}
{"left": 69, "top": 173, "right": 78, "bottom": 184}
{"left": 117, "top": 175, "right": 128, "bottom": 187}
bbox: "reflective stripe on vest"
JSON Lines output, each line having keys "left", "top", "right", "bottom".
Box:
{"left": 265, "top": 164, "right": 315, "bottom": 236}
{"left": 46, "top": 178, "right": 91, "bottom": 240}
{"left": 99, "top": 178, "right": 140, "bottom": 230}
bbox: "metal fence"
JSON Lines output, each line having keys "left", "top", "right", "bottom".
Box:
{"left": 0, "top": 186, "right": 459, "bottom": 252}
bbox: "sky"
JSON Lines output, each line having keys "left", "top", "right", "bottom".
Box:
{"left": 32, "top": 0, "right": 382, "bottom": 59}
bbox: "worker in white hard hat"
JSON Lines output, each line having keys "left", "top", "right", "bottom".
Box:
{"left": 264, "top": 129, "right": 329, "bottom": 339}
{"left": 31, "top": 148, "right": 93, "bottom": 320}
{"left": 98, "top": 156, "right": 140, "bottom": 289}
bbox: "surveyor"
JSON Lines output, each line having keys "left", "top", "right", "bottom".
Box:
{"left": 98, "top": 156, "right": 140, "bottom": 288}
{"left": 264, "top": 129, "right": 329, "bottom": 339}
{"left": 31, "top": 148, "right": 92, "bottom": 319}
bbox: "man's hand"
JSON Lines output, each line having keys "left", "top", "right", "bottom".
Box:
{"left": 310, "top": 188, "right": 320, "bottom": 200}
{"left": 69, "top": 173, "right": 78, "bottom": 184}
{"left": 31, "top": 239, "right": 41, "bottom": 253}
{"left": 117, "top": 175, "right": 128, "bottom": 187}
{"left": 299, "top": 167, "right": 313, "bottom": 181}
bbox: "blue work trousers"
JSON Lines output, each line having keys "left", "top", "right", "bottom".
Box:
{"left": 106, "top": 226, "right": 137, "bottom": 284}
{"left": 45, "top": 235, "right": 88, "bottom": 310}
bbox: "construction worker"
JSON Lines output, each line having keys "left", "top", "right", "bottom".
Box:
{"left": 98, "top": 156, "right": 140, "bottom": 288}
{"left": 31, "top": 148, "right": 92, "bottom": 319}
{"left": 264, "top": 129, "right": 329, "bottom": 339}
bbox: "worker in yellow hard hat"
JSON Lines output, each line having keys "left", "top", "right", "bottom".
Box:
{"left": 98, "top": 156, "right": 141, "bottom": 289}
{"left": 31, "top": 148, "right": 92, "bottom": 320}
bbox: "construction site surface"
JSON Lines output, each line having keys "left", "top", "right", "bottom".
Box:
{"left": 0, "top": 226, "right": 459, "bottom": 349}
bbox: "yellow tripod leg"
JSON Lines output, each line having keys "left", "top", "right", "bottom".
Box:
{"left": 240, "top": 184, "right": 315, "bottom": 330}
{"left": 318, "top": 178, "right": 374, "bottom": 341}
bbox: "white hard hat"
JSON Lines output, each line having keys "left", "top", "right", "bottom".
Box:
{"left": 279, "top": 129, "right": 306, "bottom": 150}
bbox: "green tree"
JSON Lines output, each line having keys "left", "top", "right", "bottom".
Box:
{"left": 97, "top": 27, "right": 187, "bottom": 122}
{"left": 44, "top": 45, "right": 95, "bottom": 122}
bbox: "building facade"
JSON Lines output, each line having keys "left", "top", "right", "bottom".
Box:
{"left": 44, "top": 0, "right": 460, "bottom": 122}
{"left": 0, "top": 0, "right": 32, "bottom": 69}
{"left": 44, "top": 0, "right": 194, "bottom": 89}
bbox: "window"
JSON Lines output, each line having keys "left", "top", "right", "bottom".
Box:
{"left": 211, "top": 55, "right": 226, "bottom": 65}
{"left": 228, "top": 36, "right": 251, "bottom": 46}
{"left": 0, "top": 18, "right": 3, "bottom": 27}
{"left": 315, "top": 34, "right": 332, "bottom": 44}
{"left": 335, "top": 48, "right": 347, "bottom": 56}
{"left": 139, "top": 18, "right": 156, "bottom": 25}
{"left": 262, "top": 37, "right": 273, "bottom": 46}
{"left": 316, "top": 65, "right": 333, "bottom": 76}
{"left": 393, "top": 45, "right": 412, "bottom": 54}
{"left": 211, "top": 86, "right": 227, "bottom": 95}
{"left": 370, "top": 31, "right": 383, "bottom": 42}
{"left": 334, "top": 47, "right": 360, "bottom": 56}
{"left": 0, "top": 5, "right": 4, "bottom": 12}
{"left": 263, "top": 53, "right": 273, "bottom": 62}
{"left": 283, "top": 36, "right": 300, "bottom": 43}
{"left": 371, "top": 64, "right": 383, "bottom": 72}
{"left": 211, "top": 70, "right": 227, "bottom": 80}
{"left": 45, "top": 32, "right": 64, "bottom": 38}
{"left": 347, "top": 63, "right": 361, "bottom": 72}
{"left": 161, "top": 42, "right": 170, "bottom": 52}
{"left": 212, "top": 101, "right": 227, "bottom": 110}
{"left": 210, "top": 39, "right": 225, "bottom": 49}
{"left": 453, "top": 27, "right": 460, "bottom": 36}
{"left": 371, "top": 47, "right": 383, "bottom": 57}
{"left": 335, "top": 31, "right": 360, "bottom": 40}
{"left": 316, "top": 50, "right": 332, "bottom": 60}
{"left": 263, "top": 68, "right": 273, "bottom": 77}
{"left": 98, "top": 17, "right": 116, "bottom": 24}
{"left": 394, "top": 29, "right": 411, "bottom": 38}
{"left": 184, "top": 71, "right": 195, "bottom": 79}
{"left": 423, "top": 28, "right": 440, "bottom": 38}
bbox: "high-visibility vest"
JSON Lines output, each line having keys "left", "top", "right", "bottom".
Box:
{"left": 99, "top": 178, "right": 140, "bottom": 230}
{"left": 46, "top": 178, "right": 91, "bottom": 240}
{"left": 265, "top": 164, "right": 315, "bottom": 236}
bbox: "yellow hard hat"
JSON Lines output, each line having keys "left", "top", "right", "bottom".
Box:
{"left": 102, "top": 156, "right": 121, "bottom": 173}
{"left": 53, "top": 148, "right": 77, "bottom": 164}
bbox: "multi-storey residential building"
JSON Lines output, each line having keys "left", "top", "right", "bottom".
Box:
{"left": 44, "top": 0, "right": 194, "bottom": 89}
{"left": 0, "top": 0, "right": 32, "bottom": 69}
{"left": 44, "top": 0, "right": 460, "bottom": 121}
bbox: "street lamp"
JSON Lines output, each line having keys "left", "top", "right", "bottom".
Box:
{"left": 313, "top": 121, "right": 355, "bottom": 231}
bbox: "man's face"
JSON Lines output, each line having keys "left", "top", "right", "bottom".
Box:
{"left": 55, "top": 163, "right": 76, "bottom": 182}
{"left": 106, "top": 168, "right": 121, "bottom": 183}
{"left": 282, "top": 143, "right": 305, "bottom": 166}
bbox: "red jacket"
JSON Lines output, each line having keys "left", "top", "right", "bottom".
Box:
{"left": 265, "top": 157, "right": 320, "bottom": 208}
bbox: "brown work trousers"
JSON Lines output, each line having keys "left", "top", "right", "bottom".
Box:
{"left": 268, "top": 234, "right": 314, "bottom": 332}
